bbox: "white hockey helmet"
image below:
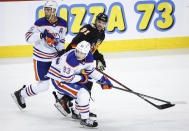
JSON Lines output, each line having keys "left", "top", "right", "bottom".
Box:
{"left": 75, "top": 41, "right": 91, "bottom": 60}
{"left": 43, "top": 0, "right": 58, "bottom": 13}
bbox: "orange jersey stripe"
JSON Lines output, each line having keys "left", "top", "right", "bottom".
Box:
{"left": 25, "top": 32, "right": 32, "bottom": 39}
{"left": 33, "top": 50, "right": 55, "bottom": 58}
{"left": 55, "top": 80, "right": 77, "bottom": 96}
{"left": 61, "top": 75, "right": 74, "bottom": 82}
{"left": 79, "top": 107, "right": 89, "bottom": 111}
{"left": 49, "top": 67, "right": 74, "bottom": 82}
{"left": 33, "top": 60, "right": 40, "bottom": 81}
{"left": 27, "top": 87, "right": 33, "bottom": 96}
{"left": 49, "top": 68, "right": 61, "bottom": 77}
{"left": 79, "top": 74, "right": 88, "bottom": 84}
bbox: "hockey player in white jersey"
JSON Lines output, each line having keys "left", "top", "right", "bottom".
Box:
{"left": 46, "top": 41, "right": 113, "bottom": 127}
{"left": 11, "top": 1, "right": 67, "bottom": 109}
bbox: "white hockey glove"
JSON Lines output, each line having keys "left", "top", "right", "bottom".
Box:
{"left": 96, "top": 60, "right": 106, "bottom": 71}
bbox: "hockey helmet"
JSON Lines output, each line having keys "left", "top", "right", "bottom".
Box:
{"left": 43, "top": 0, "right": 58, "bottom": 12}
{"left": 75, "top": 41, "right": 91, "bottom": 60}
{"left": 96, "top": 13, "right": 108, "bottom": 23}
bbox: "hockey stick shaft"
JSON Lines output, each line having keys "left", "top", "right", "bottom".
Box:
{"left": 53, "top": 45, "right": 66, "bottom": 57}
{"left": 112, "top": 86, "right": 171, "bottom": 103}
{"left": 96, "top": 68, "right": 132, "bottom": 91}
{"left": 96, "top": 69, "right": 175, "bottom": 109}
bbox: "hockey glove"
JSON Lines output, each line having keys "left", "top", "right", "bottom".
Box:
{"left": 98, "top": 75, "right": 113, "bottom": 89}
{"left": 79, "top": 74, "right": 88, "bottom": 84}
{"left": 96, "top": 60, "right": 106, "bottom": 71}
{"left": 40, "top": 29, "right": 55, "bottom": 47}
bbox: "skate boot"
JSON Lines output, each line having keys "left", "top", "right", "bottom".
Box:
{"left": 71, "top": 108, "right": 97, "bottom": 120}
{"left": 80, "top": 119, "right": 98, "bottom": 127}
{"left": 71, "top": 109, "right": 81, "bottom": 120}
{"left": 53, "top": 92, "right": 73, "bottom": 116}
{"left": 11, "top": 85, "right": 26, "bottom": 109}
{"left": 60, "top": 95, "right": 73, "bottom": 114}
{"left": 89, "top": 112, "right": 97, "bottom": 118}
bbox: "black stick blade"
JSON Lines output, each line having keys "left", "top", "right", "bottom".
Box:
{"left": 157, "top": 103, "right": 175, "bottom": 110}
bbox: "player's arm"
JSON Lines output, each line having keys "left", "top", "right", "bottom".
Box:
{"left": 54, "top": 19, "right": 67, "bottom": 55}
{"left": 25, "top": 25, "right": 42, "bottom": 44}
{"left": 60, "top": 66, "right": 88, "bottom": 84}
{"left": 93, "top": 32, "right": 106, "bottom": 71}
{"left": 86, "top": 61, "right": 113, "bottom": 90}
{"left": 53, "top": 27, "right": 67, "bottom": 56}
{"left": 65, "top": 33, "right": 83, "bottom": 52}
{"left": 25, "top": 23, "right": 55, "bottom": 46}
{"left": 66, "top": 25, "right": 89, "bottom": 52}
{"left": 25, "top": 20, "right": 56, "bottom": 47}
{"left": 46, "top": 54, "right": 87, "bottom": 83}
{"left": 59, "top": 53, "right": 88, "bottom": 84}
{"left": 93, "top": 49, "right": 106, "bottom": 71}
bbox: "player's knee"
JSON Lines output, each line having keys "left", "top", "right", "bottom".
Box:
{"left": 77, "top": 88, "right": 90, "bottom": 104}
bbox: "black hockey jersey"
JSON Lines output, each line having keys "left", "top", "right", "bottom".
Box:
{"left": 66, "top": 24, "right": 105, "bottom": 62}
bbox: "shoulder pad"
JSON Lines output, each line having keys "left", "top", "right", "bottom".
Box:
{"left": 34, "top": 17, "right": 49, "bottom": 26}
{"left": 66, "top": 50, "right": 79, "bottom": 67}
{"left": 57, "top": 17, "right": 67, "bottom": 27}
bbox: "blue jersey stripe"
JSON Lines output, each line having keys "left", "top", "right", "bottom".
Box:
{"left": 48, "top": 71, "right": 61, "bottom": 79}
{"left": 51, "top": 66, "right": 61, "bottom": 73}
{"left": 33, "top": 47, "right": 56, "bottom": 55}
{"left": 33, "top": 53, "right": 52, "bottom": 59}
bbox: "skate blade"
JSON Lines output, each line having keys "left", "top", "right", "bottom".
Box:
{"left": 54, "top": 102, "right": 68, "bottom": 117}
{"left": 11, "top": 93, "right": 24, "bottom": 111}
{"left": 80, "top": 124, "right": 99, "bottom": 129}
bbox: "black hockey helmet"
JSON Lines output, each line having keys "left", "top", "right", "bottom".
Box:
{"left": 96, "top": 13, "right": 108, "bottom": 23}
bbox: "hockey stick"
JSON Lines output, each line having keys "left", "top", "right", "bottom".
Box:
{"left": 96, "top": 68, "right": 175, "bottom": 110}
{"left": 53, "top": 45, "right": 66, "bottom": 57}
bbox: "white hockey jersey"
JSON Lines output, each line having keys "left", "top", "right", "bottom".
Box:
{"left": 46, "top": 49, "right": 103, "bottom": 83}
{"left": 25, "top": 17, "right": 67, "bottom": 62}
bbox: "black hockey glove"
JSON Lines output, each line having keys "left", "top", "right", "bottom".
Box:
{"left": 93, "top": 51, "right": 106, "bottom": 71}
{"left": 96, "top": 59, "right": 106, "bottom": 71}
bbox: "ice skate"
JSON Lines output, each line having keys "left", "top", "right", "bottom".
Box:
{"left": 71, "top": 108, "right": 97, "bottom": 120}
{"left": 53, "top": 91, "right": 73, "bottom": 116}
{"left": 89, "top": 112, "right": 97, "bottom": 118}
{"left": 71, "top": 108, "right": 81, "bottom": 120}
{"left": 11, "top": 85, "right": 26, "bottom": 110}
{"left": 80, "top": 119, "right": 98, "bottom": 128}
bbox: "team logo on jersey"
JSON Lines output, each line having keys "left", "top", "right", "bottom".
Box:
{"left": 96, "top": 39, "right": 102, "bottom": 48}
{"left": 91, "top": 40, "right": 102, "bottom": 54}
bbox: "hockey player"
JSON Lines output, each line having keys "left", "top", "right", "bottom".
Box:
{"left": 66, "top": 13, "right": 108, "bottom": 71}
{"left": 46, "top": 41, "right": 113, "bottom": 127}
{"left": 59, "top": 13, "right": 108, "bottom": 115}
{"left": 11, "top": 1, "right": 67, "bottom": 109}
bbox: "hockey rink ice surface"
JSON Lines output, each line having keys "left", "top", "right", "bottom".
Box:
{"left": 0, "top": 48, "right": 189, "bottom": 131}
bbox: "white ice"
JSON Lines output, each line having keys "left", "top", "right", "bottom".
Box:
{"left": 0, "top": 48, "right": 189, "bottom": 131}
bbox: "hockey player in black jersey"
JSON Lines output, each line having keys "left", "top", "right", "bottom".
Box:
{"left": 66, "top": 13, "right": 108, "bottom": 72}
{"left": 53, "top": 13, "right": 108, "bottom": 119}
